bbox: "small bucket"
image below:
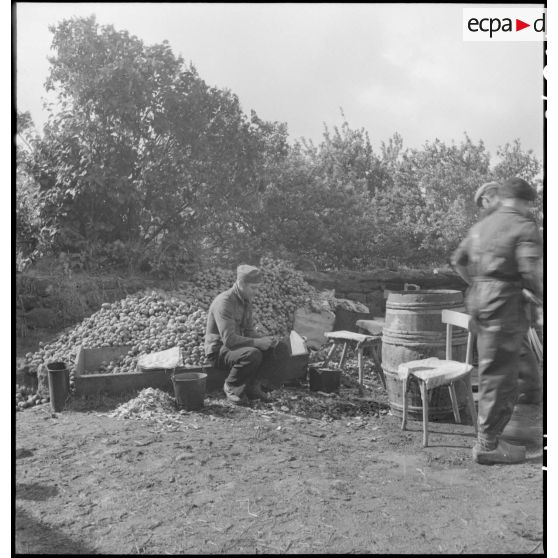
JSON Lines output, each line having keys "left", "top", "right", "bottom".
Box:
{"left": 172, "top": 371, "right": 207, "bottom": 410}
{"left": 46, "top": 361, "right": 70, "bottom": 412}
{"left": 309, "top": 367, "right": 341, "bottom": 393}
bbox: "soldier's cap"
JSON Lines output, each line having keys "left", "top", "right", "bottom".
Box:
{"left": 499, "top": 177, "right": 536, "bottom": 201}
{"left": 236, "top": 264, "right": 262, "bottom": 284}
{"left": 474, "top": 181, "right": 500, "bottom": 207}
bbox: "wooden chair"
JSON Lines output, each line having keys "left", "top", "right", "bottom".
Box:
{"left": 398, "top": 309, "right": 478, "bottom": 447}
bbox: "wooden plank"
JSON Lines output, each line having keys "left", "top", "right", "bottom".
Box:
{"left": 289, "top": 330, "right": 308, "bottom": 356}
{"left": 324, "top": 330, "right": 376, "bottom": 343}
{"left": 74, "top": 366, "right": 228, "bottom": 397}
{"left": 74, "top": 345, "right": 86, "bottom": 377}
{"left": 74, "top": 369, "right": 174, "bottom": 396}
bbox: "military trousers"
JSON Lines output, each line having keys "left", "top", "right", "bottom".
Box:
{"left": 208, "top": 340, "right": 290, "bottom": 396}
{"left": 517, "top": 332, "right": 542, "bottom": 402}
{"left": 467, "top": 281, "right": 530, "bottom": 443}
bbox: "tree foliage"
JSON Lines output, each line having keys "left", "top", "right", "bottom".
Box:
{"left": 16, "top": 111, "right": 41, "bottom": 268}
{"left": 16, "top": 16, "right": 543, "bottom": 274}
{"left": 22, "top": 16, "right": 288, "bottom": 276}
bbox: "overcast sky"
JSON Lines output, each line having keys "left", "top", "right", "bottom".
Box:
{"left": 15, "top": 2, "right": 545, "bottom": 163}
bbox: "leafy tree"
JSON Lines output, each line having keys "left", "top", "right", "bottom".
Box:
{"left": 492, "top": 139, "right": 541, "bottom": 183}
{"left": 24, "top": 16, "right": 287, "bottom": 276}
{"left": 17, "top": 17, "right": 543, "bottom": 274}
{"left": 309, "top": 116, "right": 379, "bottom": 196}
{"left": 248, "top": 117, "right": 382, "bottom": 270}
{"left": 491, "top": 139, "right": 543, "bottom": 226}
{"left": 367, "top": 135, "right": 495, "bottom": 265}
{"left": 16, "top": 111, "right": 41, "bottom": 267}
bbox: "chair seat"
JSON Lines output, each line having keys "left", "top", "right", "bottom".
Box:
{"left": 397, "top": 357, "right": 473, "bottom": 389}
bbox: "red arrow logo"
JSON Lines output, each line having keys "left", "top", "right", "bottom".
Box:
{"left": 516, "top": 19, "right": 530, "bottom": 31}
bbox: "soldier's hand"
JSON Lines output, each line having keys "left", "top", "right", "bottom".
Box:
{"left": 254, "top": 336, "right": 275, "bottom": 350}
{"left": 536, "top": 307, "right": 544, "bottom": 327}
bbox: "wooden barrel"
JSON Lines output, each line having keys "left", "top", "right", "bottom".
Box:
{"left": 382, "top": 290, "right": 469, "bottom": 421}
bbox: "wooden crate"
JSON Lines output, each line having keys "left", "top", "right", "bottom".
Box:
{"left": 74, "top": 345, "right": 165, "bottom": 396}
{"left": 74, "top": 345, "right": 133, "bottom": 376}
{"left": 73, "top": 345, "right": 226, "bottom": 397}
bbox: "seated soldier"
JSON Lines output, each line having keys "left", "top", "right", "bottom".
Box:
{"left": 204, "top": 265, "right": 281, "bottom": 405}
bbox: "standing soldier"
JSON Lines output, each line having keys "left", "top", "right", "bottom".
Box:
{"left": 474, "top": 181, "right": 501, "bottom": 218}
{"left": 472, "top": 181, "right": 542, "bottom": 404}
{"left": 452, "top": 177, "right": 542, "bottom": 464}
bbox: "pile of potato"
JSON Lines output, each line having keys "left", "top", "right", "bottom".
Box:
{"left": 15, "top": 384, "right": 48, "bottom": 410}
{"left": 20, "top": 259, "right": 326, "bottom": 387}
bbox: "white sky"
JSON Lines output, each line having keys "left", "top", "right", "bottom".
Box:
{"left": 4, "top": 3, "right": 557, "bottom": 554}
{"left": 15, "top": 2, "right": 544, "bottom": 162}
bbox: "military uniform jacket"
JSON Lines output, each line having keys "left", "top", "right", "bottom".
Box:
{"left": 204, "top": 284, "right": 258, "bottom": 356}
{"left": 452, "top": 206, "right": 542, "bottom": 299}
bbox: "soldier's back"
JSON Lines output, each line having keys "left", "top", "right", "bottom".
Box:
{"left": 468, "top": 206, "right": 538, "bottom": 282}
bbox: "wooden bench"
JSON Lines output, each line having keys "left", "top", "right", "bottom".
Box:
{"left": 322, "top": 330, "right": 385, "bottom": 393}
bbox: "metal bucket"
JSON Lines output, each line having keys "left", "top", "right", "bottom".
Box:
{"left": 46, "top": 361, "right": 70, "bottom": 412}
{"left": 172, "top": 371, "right": 207, "bottom": 410}
{"left": 309, "top": 367, "right": 341, "bottom": 393}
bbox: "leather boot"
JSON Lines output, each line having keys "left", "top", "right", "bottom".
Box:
{"left": 473, "top": 439, "right": 526, "bottom": 465}
{"left": 246, "top": 380, "right": 271, "bottom": 402}
{"left": 517, "top": 390, "right": 542, "bottom": 405}
{"left": 223, "top": 382, "right": 249, "bottom": 405}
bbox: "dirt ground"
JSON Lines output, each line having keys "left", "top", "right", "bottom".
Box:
{"left": 14, "top": 371, "right": 544, "bottom": 556}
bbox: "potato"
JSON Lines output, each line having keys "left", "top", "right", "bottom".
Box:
{"left": 20, "top": 259, "right": 325, "bottom": 401}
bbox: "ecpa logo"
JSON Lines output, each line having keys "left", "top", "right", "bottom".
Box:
{"left": 463, "top": 8, "right": 546, "bottom": 42}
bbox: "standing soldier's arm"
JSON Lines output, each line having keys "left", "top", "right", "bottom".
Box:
{"left": 451, "top": 235, "right": 472, "bottom": 286}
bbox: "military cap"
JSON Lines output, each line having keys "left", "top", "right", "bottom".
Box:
{"left": 474, "top": 181, "right": 500, "bottom": 207}
{"left": 499, "top": 177, "right": 536, "bottom": 201}
{"left": 236, "top": 264, "right": 262, "bottom": 284}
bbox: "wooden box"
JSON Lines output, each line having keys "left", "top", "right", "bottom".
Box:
{"left": 73, "top": 345, "right": 226, "bottom": 396}
{"left": 73, "top": 345, "right": 172, "bottom": 396}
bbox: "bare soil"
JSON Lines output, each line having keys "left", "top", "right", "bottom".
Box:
{"left": 15, "top": 373, "right": 544, "bottom": 556}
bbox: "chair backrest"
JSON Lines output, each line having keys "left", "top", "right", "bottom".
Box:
{"left": 441, "top": 309, "right": 473, "bottom": 364}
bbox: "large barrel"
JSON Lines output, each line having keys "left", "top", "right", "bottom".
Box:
{"left": 382, "top": 290, "right": 469, "bottom": 421}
